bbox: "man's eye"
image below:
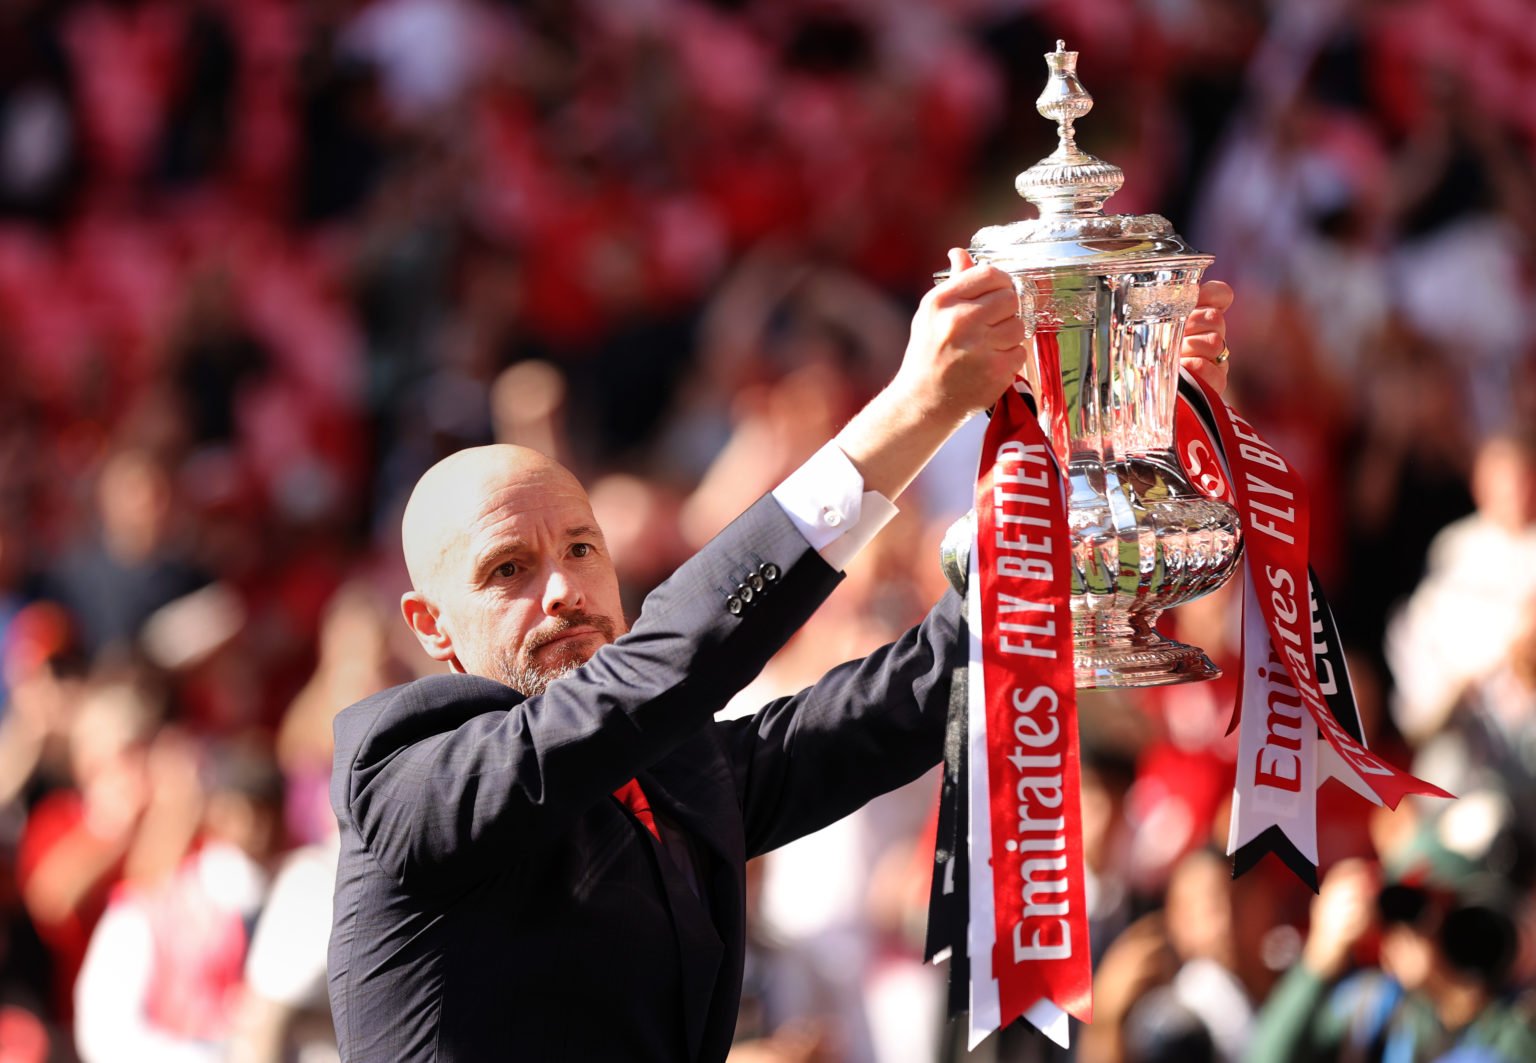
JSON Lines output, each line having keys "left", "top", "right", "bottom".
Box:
{"left": 495, "top": 562, "right": 518, "bottom": 578}
{"left": 571, "top": 543, "right": 592, "bottom": 558}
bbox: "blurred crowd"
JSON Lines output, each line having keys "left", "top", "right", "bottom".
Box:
{"left": 0, "top": 0, "right": 1532, "bottom": 1060}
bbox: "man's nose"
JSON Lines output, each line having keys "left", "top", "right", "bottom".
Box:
{"left": 541, "top": 564, "right": 584, "bottom": 615}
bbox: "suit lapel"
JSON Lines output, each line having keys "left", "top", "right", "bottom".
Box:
{"left": 641, "top": 728, "right": 742, "bottom": 871}
{"left": 638, "top": 728, "right": 745, "bottom": 1061}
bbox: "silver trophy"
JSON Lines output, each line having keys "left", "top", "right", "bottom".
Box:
{"left": 946, "top": 41, "right": 1242, "bottom": 688}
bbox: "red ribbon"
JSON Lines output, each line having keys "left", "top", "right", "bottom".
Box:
{"left": 1182, "top": 375, "right": 1449, "bottom": 809}
{"left": 976, "top": 381, "right": 1092, "bottom": 1026}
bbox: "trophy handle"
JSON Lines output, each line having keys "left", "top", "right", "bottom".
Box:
{"left": 939, "top": 510, "right": 973, "bottom": 595}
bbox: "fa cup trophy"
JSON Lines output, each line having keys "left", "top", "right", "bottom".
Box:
{"left": 945, "top": 41, "right": 1242, "bottom": 688}
{"left": 929, "top": 46, "right": 1449, "bottom": 1050}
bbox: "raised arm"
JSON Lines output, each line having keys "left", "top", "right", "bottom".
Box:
{"left": 837, "top": 249, "right": 1024, "bottom": 501}
{"left": 337, "top": 251, "right": 1027, "bottom": 893}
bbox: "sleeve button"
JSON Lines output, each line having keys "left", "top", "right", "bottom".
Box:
{"left": 748, "top": 573, "right": 765, "bottom": 592}
{"left": 759, "top": 562, "right": 780, "bottom": 583}
{"left": 726, "top": 595, "right": 744, "bottom": 615}
{"left": 819, "top": 505, "right": 844, "bottom": 528}
{"left": 737, "top": 583, "right": 754, "bottom": 603}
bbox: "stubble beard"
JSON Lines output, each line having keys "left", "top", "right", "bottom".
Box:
{"left": 492, "top": 610, "right": 620, "bottom": 696}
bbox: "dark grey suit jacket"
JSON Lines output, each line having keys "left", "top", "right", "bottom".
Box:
{"left": 328, "top": 496, "right": 963, "bottom": 1061}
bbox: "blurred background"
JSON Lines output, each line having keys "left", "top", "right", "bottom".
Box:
{"left": 0, "top": 0, "right": 1532, "bottom": 1060}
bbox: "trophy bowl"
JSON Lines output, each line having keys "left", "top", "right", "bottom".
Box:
{"left": 947, "top": 42, "right": 1243, "bottom": 689}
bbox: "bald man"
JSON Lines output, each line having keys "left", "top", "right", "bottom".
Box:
{"left": 327, "top": 256, "right": 1234, "bottom": 1062}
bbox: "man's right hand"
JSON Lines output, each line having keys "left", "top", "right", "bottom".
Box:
{"left": 833, "top": 249, "right": 1025, "bottom": 503}
{"left": 893, "top": 248, "right": 1028, "bottom": 421}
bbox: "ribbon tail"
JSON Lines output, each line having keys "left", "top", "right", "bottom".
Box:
{"left": 1232, "top": 825, "right": 1320, "bottom": 892}
{"left": 1022, "top": 1000, "right": 1072, "bottom": 1048}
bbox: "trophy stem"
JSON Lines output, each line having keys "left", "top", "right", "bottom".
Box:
{"left": 1073, "top": 610, "right": 1220, "bottom": 689}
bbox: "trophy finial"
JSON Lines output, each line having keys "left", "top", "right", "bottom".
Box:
{"left": 1015, "top": 42, "right": 1125, "bottom": 218}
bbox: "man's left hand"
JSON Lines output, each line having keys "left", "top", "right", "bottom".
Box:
{"left": 1179, "top": 280, "right": 1234, "bottom": 395}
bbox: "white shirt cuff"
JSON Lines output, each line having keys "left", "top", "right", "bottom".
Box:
{"left": 771, "top": 443, "right": 899, "bottom": 571}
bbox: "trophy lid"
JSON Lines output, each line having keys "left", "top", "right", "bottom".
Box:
{"left": 969, "top": 42, "right": 1211, "bottom": 275}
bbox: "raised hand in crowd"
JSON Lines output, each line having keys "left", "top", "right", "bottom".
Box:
{"left": 1300, "top": 858, "right": 1380, "bottom": 980}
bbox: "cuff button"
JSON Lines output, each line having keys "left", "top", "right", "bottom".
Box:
{"left": 738, "top": 583, "right": 754, "bottom": 604}
{"left": 726, "top": 595, "right": 744, "bottom": 615}
{"left": 759, "top": 562, "right": 780, "bottom": 583}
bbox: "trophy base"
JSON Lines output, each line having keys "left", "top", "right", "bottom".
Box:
{"left": 1073, "top": 612, "right": 1221, "bottom": 689}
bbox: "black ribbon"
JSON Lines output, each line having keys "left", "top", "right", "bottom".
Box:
{"left": 925, "top": 627, "right": 971, "bottom": 1020}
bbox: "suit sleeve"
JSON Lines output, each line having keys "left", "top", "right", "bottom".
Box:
{"left": 720, "top": 588, "right": 965, "bottom": 859}
{"left": 336, "top": 496, "right": 842, "bottom": 892}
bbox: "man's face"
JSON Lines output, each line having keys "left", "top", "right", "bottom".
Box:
{"left": 430, "top": 463, "right": 627, "bottom": 694}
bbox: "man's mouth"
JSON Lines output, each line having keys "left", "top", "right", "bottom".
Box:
{"left": 537, "top": 626, "right": 599, "bottom": 650}
{"left": 526, "top": 613, "right": 616, "bottom": 659}
{"left": 497, "top": 612, "right": 620, "bottom": 695}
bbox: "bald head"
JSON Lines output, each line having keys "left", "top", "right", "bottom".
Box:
{"left": 402, "top": 445, "right": 583, "bottom": 598}
{"left": 398, "top": 446, "right": 625, "bottom": 690}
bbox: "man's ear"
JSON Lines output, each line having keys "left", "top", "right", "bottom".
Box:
{"left": 401, "top": 591, "right": 459, "bottom": 667}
